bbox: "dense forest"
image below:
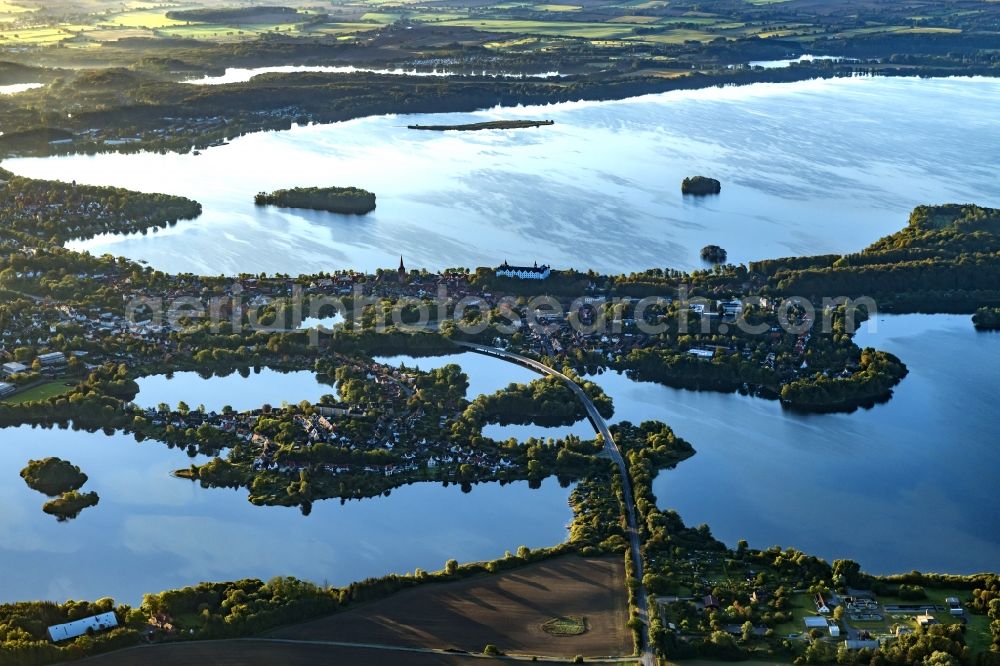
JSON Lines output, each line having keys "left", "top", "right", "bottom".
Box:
{"left": 766, "top": 205, "right": 1000, "bottom": 313}
{"left": 973, "top": 306, "right": 1000, "bottom": 330}
{"left": 254, "top": 187, "right": 376, "bottom": 215}
{"left": 466, "top": 375, "right": 613, "bottom": 427}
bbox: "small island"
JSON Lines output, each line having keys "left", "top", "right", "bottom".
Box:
{"left": 42, "top": 490, "right": 100, "bottom": 522}
{"left": 407, "top": 120, "right": 554, "bottom": 132}
{"left": 682, "top": 176, "right": 721, "bottom": 195}
{"left": 700, "top": 244, "right": 728, "bottom": 263}
{"left": 20, "top": 457, "right": 88, "bottom": 496}
{"left": 972, "top": 306, "right": 1000, "bottom": 330}
{"left": 254, "top": 187, "right": 376, "bottom": 215}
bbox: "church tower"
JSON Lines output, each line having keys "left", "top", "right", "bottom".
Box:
{"left": 398, "top": 255, "right": 406, "bottom": 281}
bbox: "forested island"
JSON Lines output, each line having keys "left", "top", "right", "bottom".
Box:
{"left": 254, "top": 187, "right": 376, "bottom": 215}
{"left": 973, "top": 306, "right": 1000, "bottom": 330}
{"left": 20, "top": 457, "right": 99, "bottom": 521}
{"left": 42, "top": 490, "right": 100, "bottom": 522}
{"left": 407, "top": 120, "right": 554, "bottom": 132}
{"left": 700, "top": 245, "right": 728, "bottom": 263}
{"left": 20, "top": 457, "right": 88, "bottom": 496}
{"left": 682, "top": 176, "right": 721, "bottom": 195}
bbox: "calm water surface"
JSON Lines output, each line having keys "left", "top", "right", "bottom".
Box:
{"left": 0, "top": 83, "right": 42, "bottom": 95}
{"left": 134, "top": 368, "right": 336, "bottom": 412}
{"left": 633, "top": 314, "right": 998, "bottom": 574}
{"left": 0, "top": 426, "right": 573, "bottom": 603}
{"left": 400, "top": 315, "right": 999, "bottom": 574}
{"left": 8, "top": 77, "right": 999, "bottom": 275}
{"left": 185, "top": 66, "right": 563, "bottom": 85}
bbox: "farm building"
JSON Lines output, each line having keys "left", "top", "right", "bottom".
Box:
{"left": 47, "top": 612, "right": 119, "bottom": 642}
{"left": 0, "top": 382, "right": 15, "bottom": 398}
{"left": 804, "top": 616, "right": 829, "bottom": 629}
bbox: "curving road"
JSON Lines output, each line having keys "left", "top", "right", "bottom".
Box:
{"left": 456, "top": 342, "right": 656, "bottom": 666}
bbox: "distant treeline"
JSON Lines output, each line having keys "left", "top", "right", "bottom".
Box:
{"left": 165, "top": 6, "right": 300, "bottom": 23}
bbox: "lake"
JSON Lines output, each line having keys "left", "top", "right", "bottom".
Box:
{"left": 1, "top": 315, "right": 994, "bottom": 605}
{"left": 386, "top": 315, "right": 1000, "bottom": 575}
{"left": 134, "top": 368, "right": 337, "bottom": 413}
{"left": 185, "top": 65, "right": 563, "bottom": 85}
{"left": 7, "top": 76, "right": 1000, "bottom": 276}
{"left": 0, "top": 83, "right": 43, "bottom": 95}
{"left": 0, "top": 425, "right": 574, "bottom": 604}
{"left": 630, "top": 314, "right": 999, "bottom": 575}
{"left": 747, "top": 55, "right": 845, "bottom": 69}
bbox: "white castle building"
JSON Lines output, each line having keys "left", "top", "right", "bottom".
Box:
{"left": 495, "top": 261, "right": 551, "bottom": 280}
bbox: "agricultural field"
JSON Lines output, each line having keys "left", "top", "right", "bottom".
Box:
{"left": 626, "top": 29, "right": 717, "bottom": 44}
{"left": 99, "top": 10, "right": 187, "bottom": 28}
{"left": 0, "top": 26, "right": 70, "bottom": 44}
{"left": 0, "top": 0, "right": 995, "bottom": 56}
{"left": 435, "top": 18, "right": 642, "bottom": 38}
{"left": 75, "top": 640, "right": 502, "bottom": 665}
{"left": 269, "top": 555, "right": 630, "bottom": 658}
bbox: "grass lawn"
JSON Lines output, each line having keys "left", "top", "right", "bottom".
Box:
{"left": 533, "top": 4, "right": 583, "bottom": 11}
{"left": 772, "top": 593, "right": 824, "bottom": 637}
{"left": 1, "top": 381, "right": 74, "bottom": 405}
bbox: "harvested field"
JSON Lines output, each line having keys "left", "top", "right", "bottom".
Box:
{"left": 271, "top": 555, "right": 629, "bottom": 658}
{"left": 77, "top": 640, "right": 495, "bottom": 665}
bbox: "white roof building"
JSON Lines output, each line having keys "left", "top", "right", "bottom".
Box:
{"left": 1, "top": 361, "right": 28, "bottom": 376}
{"left": 0, "top": 382, "right": 15, "bottom": 397}
{"left": 803, "top": 616, "right": 829, "bottom": 629}
{"left": 47, "top": 612, "right": 119, "bottom": 642}
{"left": 37, "top": 351, "right": 67, "bottom": 366}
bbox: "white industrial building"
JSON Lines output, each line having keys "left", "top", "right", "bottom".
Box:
{"left": 1, "top": 361, "right": 28, "bottom": 377}
{"left": 37, "top": 352, "right": 67, "bottom": 367}
{"left": 47, "top": 612, "right": 119, "bottom": 642}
